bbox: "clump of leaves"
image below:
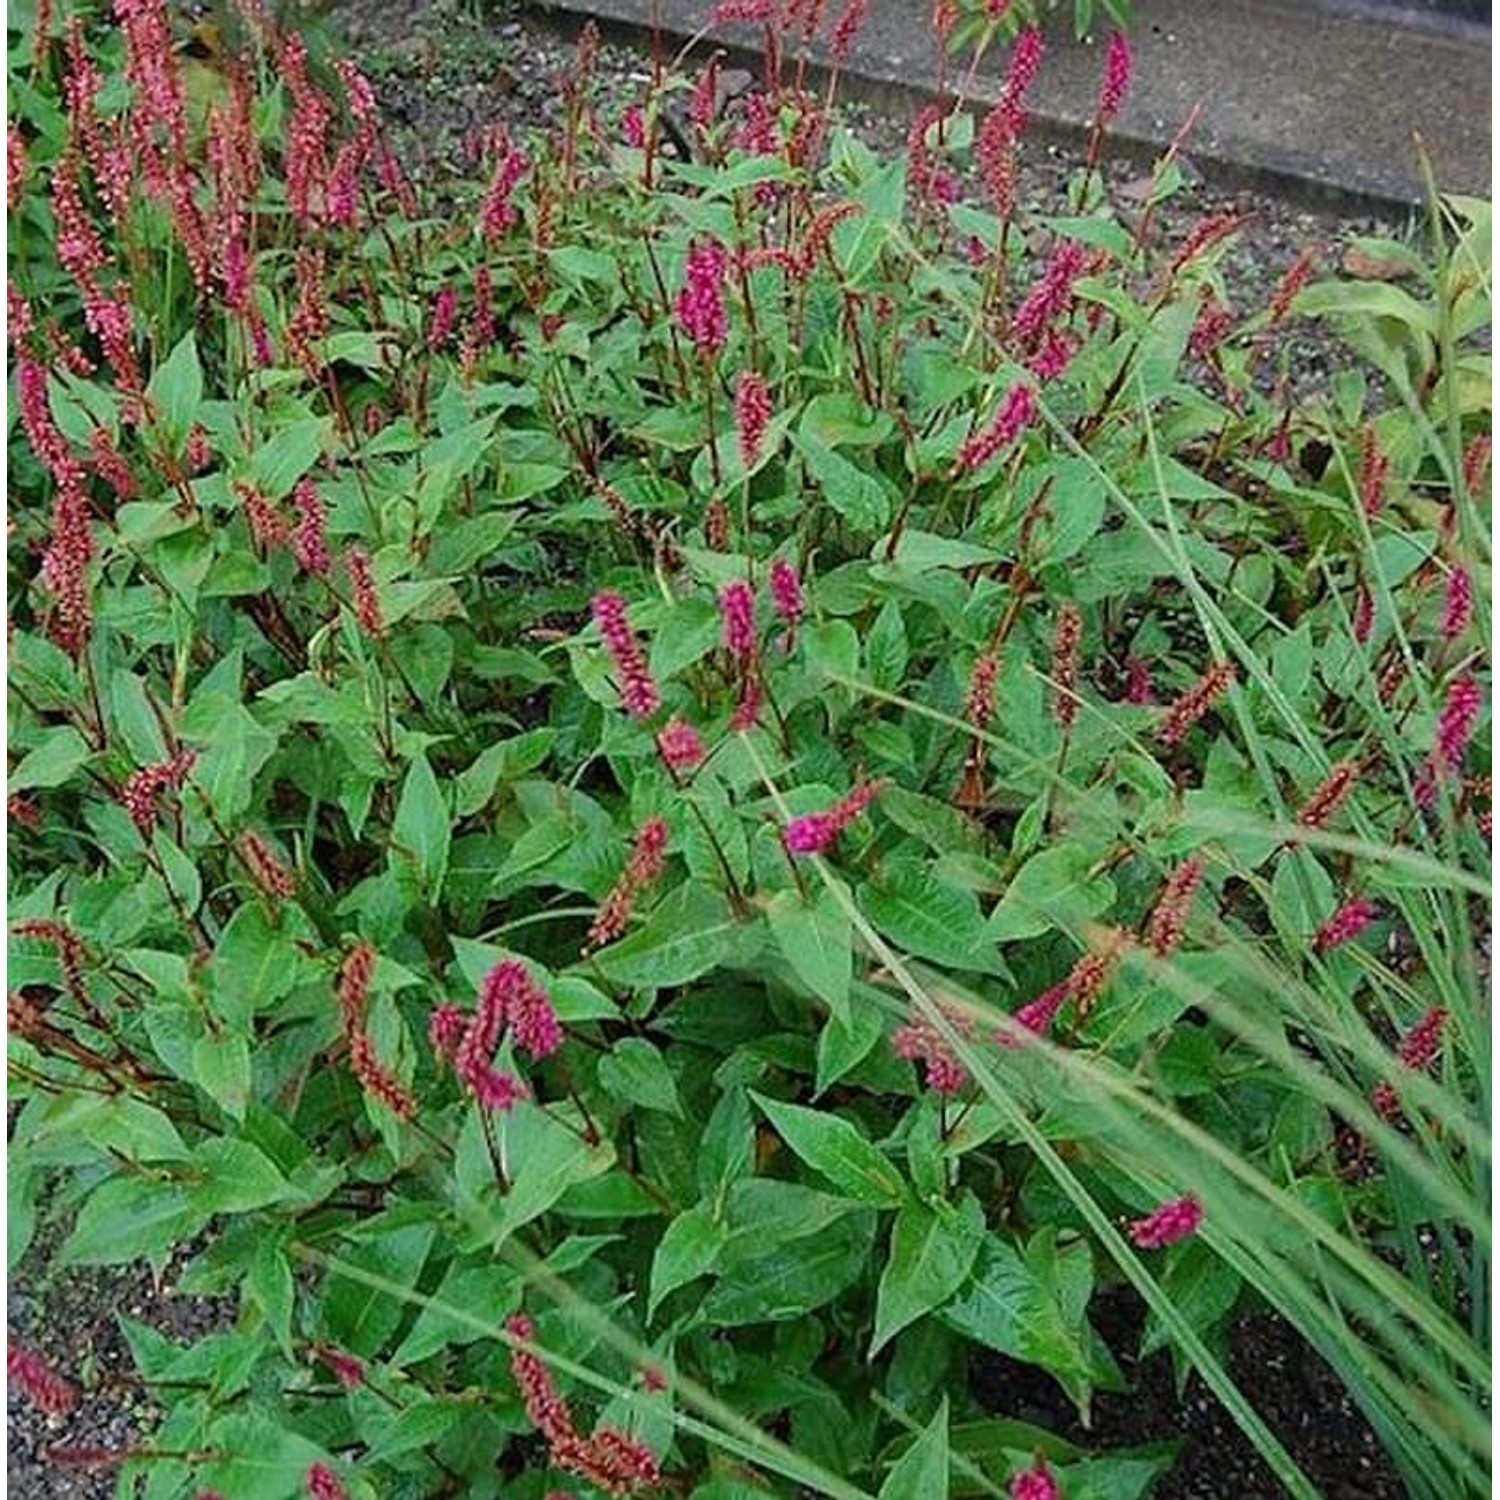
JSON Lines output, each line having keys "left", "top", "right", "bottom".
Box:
{"left": 7, "top": 2, "right": 1489, "bottom": 1499}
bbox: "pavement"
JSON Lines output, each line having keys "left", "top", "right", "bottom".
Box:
{"left": 534, "top": 0, "right": 1492, "bottom": 213}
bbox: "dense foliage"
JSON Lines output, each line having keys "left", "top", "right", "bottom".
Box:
{"left": 6, "top": 1, "right": 1490, "bottom": 1498}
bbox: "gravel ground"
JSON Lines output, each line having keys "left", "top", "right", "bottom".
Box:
{"left": 7, "top": 3, "right": 1429, "bottom": 1497}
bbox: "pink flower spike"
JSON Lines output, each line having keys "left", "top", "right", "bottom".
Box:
{"left": 1436, "top": 672, "right": 1483, "bottom": 773}
{"left": 784, "top": 811, "right": 840, "bottom": 856}
{"left": 1314, "top": 896, "right": 1376, "bottom": 953}
{"left": 1441, "top": 568, "right": 1473, "bottom": 640}
{"left": 592, "top": 591, "right": 661, "bottom": 720}
{"left": 429, "top": 1003, "right": 467, "bottom": 1062}
{"left": 1096, "top": 30, "right": 1132, "bottom": 126}
{"left": 997, "top": 981, "right": 1070, "bottom": 1048}
{"left": 306, "top": 1465, "right": 348, "bottom": 1500}
{"left": 1009, "top": 1457, "right": 1060, "bottom": 1500}
{"left": 1398, "top": 1006, "right": 1450, "bottom": 1072}
{"left": 720, "top": 579, "right": 757, "bottom": 659}
{"left": 469, "top": 1066, "right": 529, "bottom": 1113}
{"left": 769, "top": 558, "right": 805, "bottom": 626}
{"left": 318, "top": 1347, "right": 365, "bottom": 1389}
{"left": 657, "top": 718, "right": 707, "bottom": 773}
{"left": 735, "top": 370, "right": 773, "bottom": 470}
{"left": 1128, "top": 1193, "right": 1203, "bottom": 1249}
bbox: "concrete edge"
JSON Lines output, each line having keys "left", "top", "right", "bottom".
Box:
{"left": 528, "top": 0, "right": 1440, "bottom": 220}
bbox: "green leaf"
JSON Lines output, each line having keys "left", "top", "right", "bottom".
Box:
{"left": 701, "top": 1204, "right": 876, "bottom": 1324}
{"left": 815, "top": 1001, "right": 886, "bottom": 1095}
{"left": 189, "top": 1139, "right": 294, "bottom": 1214}
{"left": 246, "top": 1234, "right": 296, "bottom": 1359}
{"left": 649, "top": 1205, "right": 725, "bottom": 1320}
{"left": 860, "top": 868, "right": 1008, "bottom": 975}
{"left": 206, "top": 904, "right": 301, "bottom": 1031}
{"left": 872, "top": 1192, "right": 986, "bottom": 1355}
{"left": 197, "top": 1414, "right": 327, "bottom": 1500}
{"left": 940, "top": 1232, "right": 1115, "bottom": 1407}
{"left": 1140, "top": 1243, "right": 1242, "bottom": 1358}
{"left": 767, "top": 886, "right": 852, "bottom": 1022}
{"left": 361, "top": 1399, "right": 467, "bottom": 1464}
{"left": 879, "top": 1397, "right": 949, "bottom": 1500}
{"left": 390, "top": 753, "right": 451, "bottom": 902}
{"left": 795, "top": 428, "right": 892, "bottom": 532}
{"left": 62, "top": 1176, "right": 207, "bottom": 1269}
{"left": 866, "top": 598, "right": 909, "bottom": 691}
{"left": 598, "top": 1037, "right": 683, "bottom": 1116}
{"left": 392, "top": 1259, "right": 521, "bottom": 1365}
{"left": 147, "top": 330, "right": 203, "bottom": 444}
{"left": 453, "top": 729, "right": 557, "bottom": 817}
{"left": 486, "top": 1104, "right": 616, "bottom": 1246}
{"left": 750, "top": 1092, "right": 906, "bottom": 1207}
{"left": 248, "top": 417, "right": 329, "bottom": 499}
{"left": 697, "top": 1087, "right": 756, "bottom": 1205}
{"left": 593, "top": 882, "right": 763, "bottom": 988}
{"left": 110, "top": 669, "right": 168, "bottom": 765}
{"left": 9, "top": 725, "right": 93, "bottom": 791}
{"left": 324, "top": 1220, "right": 436, "bottom": 1357}
{"left": 192, "top": 1032, "right": 252, "bottom": 1121}
{"left": 985, "top": 846, "right": 1117, "bottom": 944}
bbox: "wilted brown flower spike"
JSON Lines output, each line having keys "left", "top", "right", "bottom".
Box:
{"left": 1145, "top": 857, "right": 1204, "bottom": 957}
{"left": 1051, "top": 604, "right": 1082, "bottom": 731}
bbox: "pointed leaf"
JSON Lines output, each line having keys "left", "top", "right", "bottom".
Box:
{"left": 750, "top": 1092, "right": 906, "bottom": 1207}
{"left": 872, "top": 1192, "right": 986, "bottom": 1355}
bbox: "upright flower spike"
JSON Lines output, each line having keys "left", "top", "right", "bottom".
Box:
{"left": 1145, "top": 857, "right": 1204, "bottom": 957}
{"left": 657, "top": 718, "right": 707, "bottom": 774}
{"left": 1441, "top": 567, "right": 1473, "bottom": 639}
{"left": 1269, "top": 248, "right": 1318, "bottom": 324}
{"left": 675, "top": 238, "right": 729, "bottom": 357}
{"left": 586, "top": 820, "right": 670, "bottom": 954}
{"left": 1095, "top": 30, "right": 1132, "bottom": 126}
{"left": 1358, "top": 426, "right": 1389, "bottom": 517}
{"left": 1461, "top": 433, "right": 1491, "bottom": 499}
{"left": 345, "top": 547, "right": 384, "bottom": 639}
{"left": 120, "top": 750, "right": 196, "bottom": 837}
{"left": 291, "top": 477, "right": 330, "bottom": 576}
{"left": 507, "top": 1314, "right": 577, "bottom": 1443}
{"left": 735, "top": 370, "right": 773, "bottom": 469}
{"left": 996, "top": 980, "right": 1070, "bottom": 1047}
{"left": 720, "top": 579, "right": 757, "bottom": 661}
{"left": 1129, "top": 1194, "right": 1203, "bottom": 1249}
{"left": 769, "top": 557, "right": 805, "bottom": 633}
{"left": 1012, "top": 239, "right": 1087, "bottom": 348}
{"left": 1436, "top": 672, "right": 1483, "bottom": 773}
{"left": 1051, "top": 603, "right": 1083, "bottom": 731}
{"left": 593, "top": 592, "right": 660, "bottom": 720}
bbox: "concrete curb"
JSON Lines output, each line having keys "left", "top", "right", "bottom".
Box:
{"left": 527, "top": 0, "right": 1491, "bottom": 217}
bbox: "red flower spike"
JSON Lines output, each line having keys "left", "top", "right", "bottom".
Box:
{"left": 720, "top": 579, "right": 757, "bottom": 660}
{"left": 1314, "top": 896, "right": 1376, "bottom": 953}
{"left": 1145, "top": 857, "right": 1204, "bottom": 958}
{"left": 997, "top": 981, "right": 1071, "bottom": 1047}
{"left": 586, "top": 820, "right": 670, "bottom": 954}
{"left": 306, "top": 1464, "right": 348, "bottom": 1500}
{"left": 1009, "top": 1457, "right": 1061, "bottom": 1500}
{"left": 1295, "top": 760, "right": 1360, "bottom": 831}
{"left": 1129, "top": 1193, "right": 1203, "bottom": 1249}
{"left": 345, "top": 547, "right": 384, "bottom": 639}
{"left": 1441, "top": 567, "right": 1473, "bottom": 639}
{"left": 735, "top": 370, "right": 773, "bottom": 470}
{"left": 676, "top": 238, "right": 730, "bottom": 357}
{"left": 507, "top": 1314, "right": 578, "bottom": 1444}
{"left": 241, "top": 829, "right": 296, "bottom": 900}
{"left": 893, "top": 1008, "right": 973, "bottom": 1095}
{"left": 283, "top": 482, "right": 327, "bottom": 578}
{"left": 1158, "top": 661, "right": 1236, "bottom": 747}
{"left": 8, "top": 1342, "right": 79, "bottom": 1415}
{"left": 1436, "top": 672, "right": 1483, "bottom": 774}
{"left": 1358, "top": 426, "right": 1389, "bottom": 517}
{"left": 593, "top": 592, "right": 661, "bottom": 720}
{"left": 769, "top": 558, "right": 805, "bottom": 628}
{"left": 1095, "top": 30, "right": 1132, "bottom": 126}
{"left": 657, "top": 718, "right": 707, "bottom": 774}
